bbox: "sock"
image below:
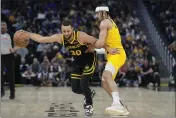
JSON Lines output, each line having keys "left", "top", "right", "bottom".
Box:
{"left": 111, "top": 92, "right": 121, "bottom": 105}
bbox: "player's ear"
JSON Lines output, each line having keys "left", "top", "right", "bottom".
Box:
{"left": 71, "top": 26, "right": 74, "bottom": 31}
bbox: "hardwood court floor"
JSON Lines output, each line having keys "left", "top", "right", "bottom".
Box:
{"left": 1, "top": 86, "right": 175, "bottom": 117}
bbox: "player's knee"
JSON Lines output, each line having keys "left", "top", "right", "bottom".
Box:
{"left": 80, "top": 75, "right": 90, "bottom": 89}
{"left": 72, "top": 86, "right": 82, "bottom": 94}
{"left": 102, "top": 71, "right": 112, "bottom": 80}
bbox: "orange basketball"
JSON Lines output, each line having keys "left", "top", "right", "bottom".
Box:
{"left": 13, "top": 31, "right": 30, "bottom": 47}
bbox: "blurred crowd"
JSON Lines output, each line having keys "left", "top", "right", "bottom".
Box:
{"left": 144, "top": 0, "right": 176, "bottom": 44}
{"left": 2, "top": 0, "right": 160, "bottom": 87}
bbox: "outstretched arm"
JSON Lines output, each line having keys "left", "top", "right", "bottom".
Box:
{"left": 16, "top": 30, "right": 62, "bottom": 44}
{"left": 79, "top": 32, "right": 119, "bottom": 54}
{"left": 28, "top": 32, "right": 62, "bottom": 44}
{"left": 78, "top": 31, "right": 97, "bottom": 45}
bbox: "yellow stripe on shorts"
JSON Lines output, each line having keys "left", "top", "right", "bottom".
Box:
{"left": 83, "top": 53, "right": 97, "bottom": 75}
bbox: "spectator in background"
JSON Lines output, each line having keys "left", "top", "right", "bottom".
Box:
{"left": 20, "top": 58, "right": 29, "bottom": 72}
{"left": 51, "top": 52, "right": 67, "bottom": 85}
{"left": 40, "top": 56, "right": 50, "bottom": 72}
{"left": 151, "top": 58, "right": 160, "bottom": 87}
{"left": 38, "top": 56, "right": 50, "bottom": 86}
{"left": 21, "top": 66, "right": 36, "bottom": 85}
{"left": 140, "top": 59, "right": 154, "bottom": 87}
{"left": 31, "top": 58, "right": 40, "bottom": 74}
{"left": 30, "top": 58, "right": 40, "bottom": 85}
{"left": 20, "top": 58, "right": 29, "bottom": 84}
{"left": 116, "top": 62, "right": 128, "bottom": 87}
{"left": 36, "top": 43, "right": 45, "bottom": 61}
{"left": 49, "top": 62, "right": 62, "bottom": 86}
{"left": 126, "top": 59, "right": 140, "bottom": 87}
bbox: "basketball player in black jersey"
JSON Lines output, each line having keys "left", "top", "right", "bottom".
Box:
{"left": 16, "top": 19, "right": 118, "bottom": 116}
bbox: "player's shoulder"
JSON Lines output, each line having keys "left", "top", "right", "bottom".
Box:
{"left": 101, "top": 18, "right": 112, "bottom": 24}
{"left": 99, "top": 19, "right": 109, "bottom": 29}
{"left": 100, "top": 19, "right": 109, "bottom": 25}
{"left": 101, "top": 18, "right": 113, "bottom": 26}
{"left": 77, "top": 31, "right": 88, "bottom": 37}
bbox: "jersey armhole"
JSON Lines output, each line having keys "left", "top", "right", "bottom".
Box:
{"left": 61, "top": 34, "right": 65, "bottom": 46}
{"left": 106, "top": 18, "right": 113, "bottom": 30}
{"left": 77, "top": 31, "right": 85, "bottom": 45}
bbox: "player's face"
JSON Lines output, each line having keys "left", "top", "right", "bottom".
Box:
{"left": 61, "top": 25, "right": 73, "bottom": 40}
{"left": 95, "top": 12, "right": 102, "bottom": 21}
{"left": 1, "top": 22, "right": 7, "bottom": 33}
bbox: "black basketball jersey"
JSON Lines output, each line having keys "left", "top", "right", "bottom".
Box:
{"left": 62, "top": 31, "right": 89, "bottom": 56}
{"left": 62, "top": 31, "right": 96, "bottom": 66}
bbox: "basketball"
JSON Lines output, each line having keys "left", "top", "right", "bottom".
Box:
{"left": 13, "top": 31, "right": 30, "bottom": 47}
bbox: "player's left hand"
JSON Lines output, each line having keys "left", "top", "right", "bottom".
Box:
{"left": 168, "top": 41, "right": 176, "bottom": 51}
{"left": 9, "top": 48, "right": 15, "bottom": 53}
{"left": 107, "top": 48, "right": 120, "bottom": 55}
{"left": 9, "top": 46, "right": 21, "bottom": 53}
{"left": 85, "top": 44, "right": 95, "bottom": 53}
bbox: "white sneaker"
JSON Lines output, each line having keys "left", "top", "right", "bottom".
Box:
{"left": 105, "top": 103, "right": 129, "bottom": 116}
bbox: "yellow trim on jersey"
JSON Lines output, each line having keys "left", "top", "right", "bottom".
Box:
{"left": 71, "top": 76, "right": 81, "bottom": 79}
{"left": 62, "top": 35, "right": 64, "bottom": 46}
{"left": 71, "top": 73, "right": 82, "bottom": 79}
{"left": 70, "top": 31, "right": 76, "bottom": 44}
{"left": 71, "top": 74, "right": 81, "bottom": 77}
{"left": 83, "top": 53, "right": 97, "bottom": 75}
{"left": 76, "top": 31, "right": 85, "bottom": 45}
{"left": 83, "top": 52, "right": 96, "bottom": 72}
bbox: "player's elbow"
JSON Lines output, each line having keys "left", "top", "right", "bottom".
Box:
{"left": 97, "top": 44, "right": 104, "bottom": 48}
{"left": 95, "top": 41, "right": 105, "bottom": 48}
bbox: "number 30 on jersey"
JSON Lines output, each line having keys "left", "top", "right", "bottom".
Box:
{"left": 70, "top": 50, "right": 81, "bottom": 56}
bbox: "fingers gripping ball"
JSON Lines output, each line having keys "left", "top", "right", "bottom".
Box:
{"left": 13, "top": 31, "right": 30, "bottom": 47}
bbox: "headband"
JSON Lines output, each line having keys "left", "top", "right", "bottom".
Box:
{"left": 95, "top": 6, "right": 109, "bottom": 12}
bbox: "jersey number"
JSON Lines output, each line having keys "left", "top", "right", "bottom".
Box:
{"left": 70, "top": 50, "right": 81, "bottom": 56}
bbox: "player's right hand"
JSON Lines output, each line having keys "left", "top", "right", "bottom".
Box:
{"left": 85, "top": 44, "right": 95, "bottom": 53}
{"left": 107, "top": 48, "right": 120, "bottom": 55}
